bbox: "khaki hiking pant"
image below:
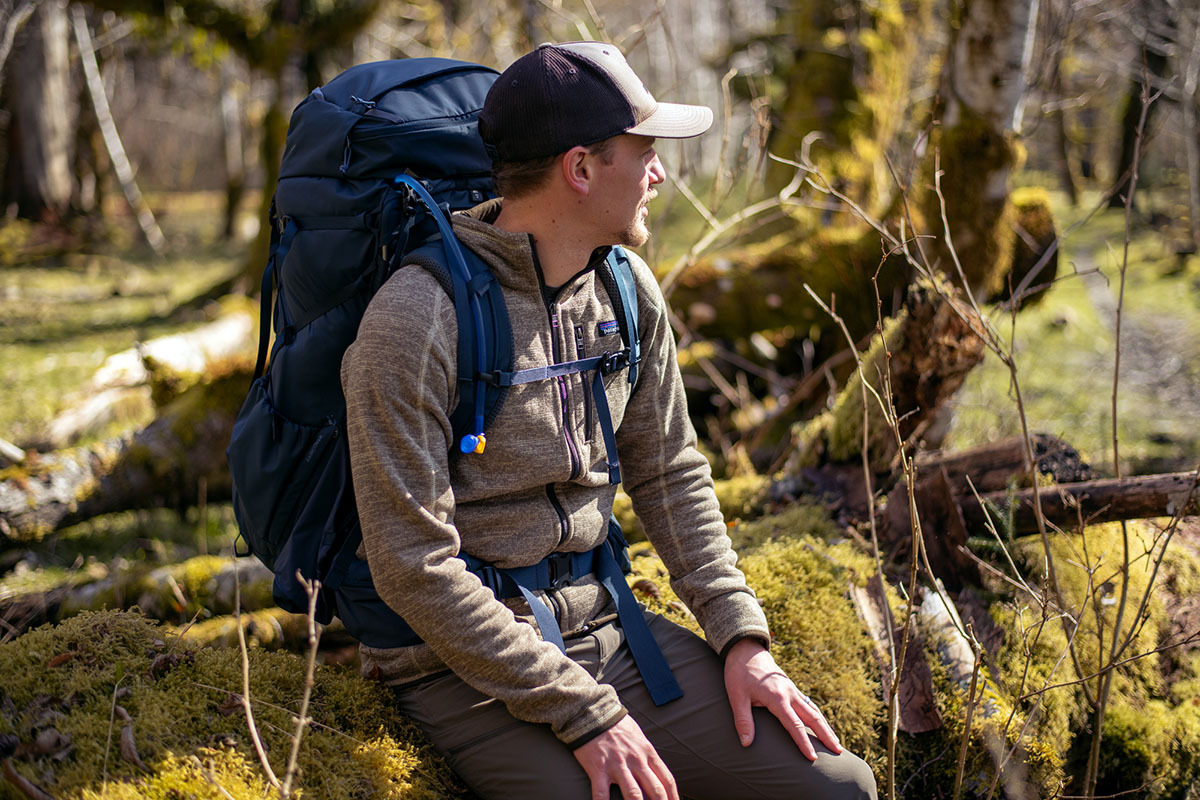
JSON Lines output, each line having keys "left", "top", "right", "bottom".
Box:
{"left": 394, "top": 609, "right": 879, "bottom": 800}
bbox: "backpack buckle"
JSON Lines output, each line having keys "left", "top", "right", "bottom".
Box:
{"left": 546, "top": 552, "right": 574, "bottom": 589}
{"left": 599, "top": 350, "right": 629, "bottom": 376}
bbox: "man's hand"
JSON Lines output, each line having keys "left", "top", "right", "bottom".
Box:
{"left": 724, "top": 638, "right": 843, "bottom": 761}
{"left": 573, "top": 714, "right": 679, "bottom": 800}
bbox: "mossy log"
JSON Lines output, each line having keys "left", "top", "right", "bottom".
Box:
{"left": 39, "top": 309, "right": 254, "bottom": 449}
{"left": 0, "top": 368, "right": 249, "bottom": 542}
{"left": 960, "top": 470, "right": 1200, "bottom": 535}
{"left": 787, "top": 280, "right": 987, "bottom": 476}
{"left": 0, "top": 555, "right": 275, "bottom": 636}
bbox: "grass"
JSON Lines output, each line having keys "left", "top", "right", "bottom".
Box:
{"left": 945, "top": 189, "right": 1200, "bottom": 475}
{"left": 0, "top": 192, "right": 248, "bottom": 446}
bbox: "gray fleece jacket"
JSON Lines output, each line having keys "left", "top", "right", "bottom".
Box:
{"left": 340, "top": 200, "right": 770, "bottom": 747}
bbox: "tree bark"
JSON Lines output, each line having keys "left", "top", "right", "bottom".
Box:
{"left": 3, "top": 0, "right": 73, "bottom": 221}
{"left": 914, "top": 433, "right": 1092, "bottom": 495}
{"left": 922, "top": 0, "right": 1036, "bottom": 299}
{"left": 959, "top": 471, "right": 1200, "bottom": 535}
{"left": 0, "top": 369, "right": 249, "bottom": 542}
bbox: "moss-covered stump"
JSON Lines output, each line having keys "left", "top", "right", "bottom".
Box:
{"left": 787, "top": 279, "right": 986, "bottom": 475}
{"left": 0, "top": 611, "right": 464, "bottom": 799}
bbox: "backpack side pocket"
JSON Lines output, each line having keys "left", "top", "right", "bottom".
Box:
{"left": 227, "top": 377, "right": 339, "bottom": 572}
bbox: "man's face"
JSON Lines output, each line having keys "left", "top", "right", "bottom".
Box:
{"left": 590, "top": 134, "right": 666, "bottom": 248}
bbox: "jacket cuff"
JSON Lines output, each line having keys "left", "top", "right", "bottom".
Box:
{"left": 719, "top": 632, "right": 772, "bottom": 660}
{"left": 699, "top": 590, "right": 771, "bottom": 656}
{"left": 565, "top": 707, "right": 629, "bottom": 750}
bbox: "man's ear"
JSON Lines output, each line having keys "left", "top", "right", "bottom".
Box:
{"left": 560, "top": 145, "right": 593, "bottom": 196}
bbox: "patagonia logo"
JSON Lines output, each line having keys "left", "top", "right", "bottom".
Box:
{"left": 598, "top": 320, "right": 620, "bottom": 337}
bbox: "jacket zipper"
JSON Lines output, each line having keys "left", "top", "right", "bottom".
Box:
{"left": 574, "top": 324, "right": 594, "bottom": 442}
{"left": 546, "top": 483, "right": 570, "bottom": 547}
{"left": 549, "top": 307, "right": 582, "bottom": 479}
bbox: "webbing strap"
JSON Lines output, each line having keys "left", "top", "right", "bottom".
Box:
{"left": 596, "top": 543, "right": 684, "bottom": 706}
{"left": 492, "top": 355, "right": 606, "bottom": 386}
{"left": 592, "top": 369, "right": 621, "bottom": 485}
{"left": 253, "top": 219, "right": 298, "bottom": 380}
{"left": 463, "top": 540, "right": 682, "bottom": 706}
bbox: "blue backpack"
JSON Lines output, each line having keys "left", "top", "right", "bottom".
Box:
{"left": 226, "top": 58, "right": 682, "bottom": 706}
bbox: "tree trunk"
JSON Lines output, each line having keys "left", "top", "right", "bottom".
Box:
{"left": 3, "top": 0, "right": 73, "bottom": 221}
{"left": 1108, "top": 39, "right": 1171, "bottom": 209}
{"left": 765, "top": 0, "right": 932, "bottom": 214}
{"left": 922, "top": 0, "right": 1036, "bottom": 299}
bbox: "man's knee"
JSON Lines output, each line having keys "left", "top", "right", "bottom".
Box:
{"left": 804, "top": 749, "right": 878, "bottom": 800}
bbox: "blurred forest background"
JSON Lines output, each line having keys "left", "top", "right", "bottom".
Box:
{"left": 2, "top": 0, "right": 1200, "bottom": 798}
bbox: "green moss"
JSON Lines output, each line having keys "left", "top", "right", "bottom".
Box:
{"left": 788, "top": 311, "right": 905, "bottom": 471}
{"left": 0, "top": 610, "right": 463, "bottom": 799}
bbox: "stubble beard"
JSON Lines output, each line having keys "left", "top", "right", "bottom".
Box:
{"left": 618, "top": 194, "right": 655, "bottom": 248}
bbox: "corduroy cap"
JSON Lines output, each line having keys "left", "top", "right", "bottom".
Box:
{"left": 479, "top": 42, "right": 713, "bottom": 162}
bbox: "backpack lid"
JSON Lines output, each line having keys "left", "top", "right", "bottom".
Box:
{"left": 280, "top": 59, "right": 499, "bottom": 180}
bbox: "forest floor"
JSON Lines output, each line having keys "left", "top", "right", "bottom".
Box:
{"left": 946, "top": 188, "right": 1200, "bottom": 476}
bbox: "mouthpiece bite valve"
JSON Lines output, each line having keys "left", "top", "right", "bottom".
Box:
{"left": 460, "top": 433, "right": 486, "bottom": 454}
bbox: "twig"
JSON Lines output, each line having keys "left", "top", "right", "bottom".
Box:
{"left": 279, "top": 572, "right": 323, "bottom": 799}
{"left": 70, "top": 6, "right": 166, "bottom": 255}
{"left": 0, "top": 0, "right": 38, "bottom": 93}
{"left": 1018, "top": 629, "right": 1200, "bottom": 701}
{"left": 953, "top": 634, "right": 985, "bottom": 800}
{"left": 2, "top": 759, "right": 53, "bottom": 800}
{"left": 1083, "top": 69, "right": 1162, "bottom": 800}
{"left": 233, "top": 557, "right": 280, "bottom": 789}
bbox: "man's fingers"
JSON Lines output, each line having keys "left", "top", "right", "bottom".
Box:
{"left": 726, "top": 684, "right": 755, "bottom": 747}
{"left": 647, "top": 749, "right": 681, "bottom": 800}
{"left": 614, "top": 765, "right": 645, "bottom": 800}
{"left": 777, "top": 704, "right": 818, "bottom": 761}
{"left": 797, "top": 695, "right": 843, "bottom": 754}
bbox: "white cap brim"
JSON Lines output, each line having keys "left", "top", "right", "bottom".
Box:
{"left": 627, "top": 102, "right": 713, "bottom": 139}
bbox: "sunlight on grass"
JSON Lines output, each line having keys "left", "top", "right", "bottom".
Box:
{"left": 947, "top": 191, "right": 1200, "bottom": 475}
{"left": 0, "top": 193, "right": 244, "bottom": 445}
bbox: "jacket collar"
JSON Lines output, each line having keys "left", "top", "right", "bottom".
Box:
{"left": 452, "top": 199, "right": 611, "bottom": 296}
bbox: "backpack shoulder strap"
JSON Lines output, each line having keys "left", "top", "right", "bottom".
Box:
{"left": 596, "top": 245, "right": 640, "bottom": 387}
{"left": 403, "top": 239, "right": 512, "bottom": 456}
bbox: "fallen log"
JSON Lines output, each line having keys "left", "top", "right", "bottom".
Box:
{"left": 0, "top": 554, "right": 274, "bottom": 636}
{"left": 0, "top": 368, "right": 248, "bottom": 542}
{"left": 959, "top": 471, "right": 1200, "bottom": 535}
{"left": 39, "top": 309, "right": 254, "bottom": 449}
{"left": 914, "top": 433, "right": 1092, "bottom": 494}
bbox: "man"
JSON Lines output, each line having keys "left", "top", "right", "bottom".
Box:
{"left": 342, "top": 42, "right": 878, "bottom": 800}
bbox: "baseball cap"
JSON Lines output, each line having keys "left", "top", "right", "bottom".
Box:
{"left": 479, "top": 41, "right": 714, "bottom": 162}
